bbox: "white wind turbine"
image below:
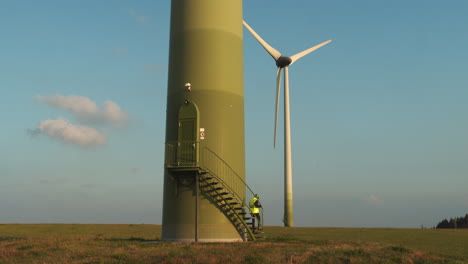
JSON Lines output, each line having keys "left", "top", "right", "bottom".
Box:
{"left": 243, "top": 20, "right": 331, "bottom": 227}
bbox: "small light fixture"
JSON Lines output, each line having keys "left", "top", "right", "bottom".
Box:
{"left": 184, "top": 100, "right": 189, "bottom": 104}
{"left": 185, "top": 83, "right": 191, "bottom": 91}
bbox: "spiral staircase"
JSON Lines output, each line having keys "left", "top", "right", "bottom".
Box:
{"left": 165, "top": 141, "right": 263, "bottom": 241}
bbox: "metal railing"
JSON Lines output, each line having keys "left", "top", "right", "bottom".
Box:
{"left": 198, "top": 173, "right": 254, "bottom": 241}
{"left": 165, "top": 141, "right": 199, "bottom": 167}
{"left": 164, "top": 141, "right": 264, "bottom": 229}
{"left": 200, "top": 147, "right": 263, "bottom": 228}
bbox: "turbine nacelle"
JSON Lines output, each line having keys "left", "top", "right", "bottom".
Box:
{"left": 243, "top": 20, "right": 331, "bottom": 147}
{"left": 275, "top": 56, "right": 293, "bottom": 68}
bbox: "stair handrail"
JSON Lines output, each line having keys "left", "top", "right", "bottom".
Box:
{"left": 200, "top": 147, "right": 263, "bottom": 227}
{"left": 164, "top": 141, "right": 200, "bottom": 167}
{"left": 199, "top": 169, "right": 256, "bottom": 241}
{"left": 201, "top": 147, "right": 253, "bottom": 194}
{"left": 164, "top": 141, "right": 264, "bottom": 231}
{"left": 198, "top": 174, "right": 255, "bottom": 241}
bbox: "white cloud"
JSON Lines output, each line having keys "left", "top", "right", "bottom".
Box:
{"left": 37, "top": 94, "right": 129, "bottom": 128}
{"left": 131, "top": 168, "right": 143, "bottom": 174}
{"left": 101, "top": 100, "right": 129, "bottom": 128}
{"left": 145, "top": 64, "right": 167, "bottom": 73}
{"left": 38, "top": 117, "right": 106, "bottom": 147}
{"left": 40, "top": 178, "right": 69, "bottom": 184}
{"left": 145, "top": 64, "right": 159, "bottom": 72}
{"left": 38, "top": 94, "right": 98, "bottom": 118}
{"left": 111, "top": 46, "right": 128, "bottom": 56}
{"left": 364, "top": 194, "right": 384, "bottom": 206}
{"left": 80, "top": 183, "right": 103, "bottom": 188}
{"left": 128, "top": 9, "right": 149, "bottom": 23}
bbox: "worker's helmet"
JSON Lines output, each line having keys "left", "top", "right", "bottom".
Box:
{"left": 254, "top": 194, "right": 259, "bottom": 198}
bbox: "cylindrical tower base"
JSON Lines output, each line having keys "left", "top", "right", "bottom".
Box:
{"left": 161, "top": 0, "right": 245, "bottom": 242}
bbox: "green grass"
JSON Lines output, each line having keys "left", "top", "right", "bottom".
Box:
{"left": 263, "top": 226, "right": 468, "bottom": 260}
{"left": 0, "top": 224, "right": 467, "bottom": 263}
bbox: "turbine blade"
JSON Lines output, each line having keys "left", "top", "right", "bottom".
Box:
{"left": 274, "top": 67, "right": 282, "bottom": 148}
{"left": 290, "top": 40, "right": 332, "bottom": 65}
{"left": 243, "top": 20, "right": 282, "bottom": 61}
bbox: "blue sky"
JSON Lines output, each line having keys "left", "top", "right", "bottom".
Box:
{"left": 1, "top": 0, "right": 467, "bottom": 228}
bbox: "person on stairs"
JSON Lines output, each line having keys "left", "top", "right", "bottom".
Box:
{"left": 249, "top": 194, "right": 263, "bottom": 233}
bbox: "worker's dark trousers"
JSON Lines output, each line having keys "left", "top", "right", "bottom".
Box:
{"left": 252, "top": 213, "right": 261, "bottom": 230}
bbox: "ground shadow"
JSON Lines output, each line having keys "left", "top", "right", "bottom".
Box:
{"left": 106, "top": 238, "right": 158, "bottom": 242}
{"left": 0, "top": 237, "right": 25, "bottom": 242}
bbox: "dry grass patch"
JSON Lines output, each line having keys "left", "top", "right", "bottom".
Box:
{"left": 0, "top": 225, "right": 466, "bottom": 264}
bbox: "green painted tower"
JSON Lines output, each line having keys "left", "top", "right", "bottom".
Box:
{"left": 162, "top": 0, "right": 258, "bottom": 242}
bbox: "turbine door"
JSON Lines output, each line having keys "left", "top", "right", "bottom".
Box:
{"left": 177, "top": 102, "right": 198, "bottom": 166}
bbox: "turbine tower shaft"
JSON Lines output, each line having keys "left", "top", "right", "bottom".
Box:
{"left": 162, "top": 0, "right": 246, "bottom": 242}
{"left": 283, "top": 67, "right": 294, "bottom": 227}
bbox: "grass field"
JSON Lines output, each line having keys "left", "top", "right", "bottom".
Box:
{"left": 0, "top": 224, "right": 467, "bottom": 263}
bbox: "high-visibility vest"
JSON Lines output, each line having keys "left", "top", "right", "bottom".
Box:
{"left": 249, "top": 197, "right": 259, "bottom": 214}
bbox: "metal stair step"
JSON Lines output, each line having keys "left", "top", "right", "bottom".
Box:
{"left": 207, "top": 181, "right": 220, "bottom": 185}
{"left": 208, "top": 192, "right": 229, "bottom": 196}
{"left": 200, "top": 185, "right": 218, "bottom": 190}
{"left": 184, "top": 151, "right": 260, "bottom": 242}
{"left": 220, "top": 204, "right": 235, "bottom": 209}
{"left": 207, "top": 191, "right": 229, "bottom": 196}
{"left": 200, "top": 181, "right": 219, "bottom": 186}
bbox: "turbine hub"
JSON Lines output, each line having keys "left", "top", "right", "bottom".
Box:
{"left": 276, "top": 56, "right": 292, "bottom": 68}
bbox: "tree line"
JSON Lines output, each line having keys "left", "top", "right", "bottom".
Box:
{"left": 435, "top": 214, "right": 468, "bottom": 229}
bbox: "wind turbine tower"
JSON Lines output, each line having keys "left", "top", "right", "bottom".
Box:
{"left": 162, "top": 1, "right": 260, "bottom": 242}
{"left": 243, "top": 21, "right": 331, "bottom": 227}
